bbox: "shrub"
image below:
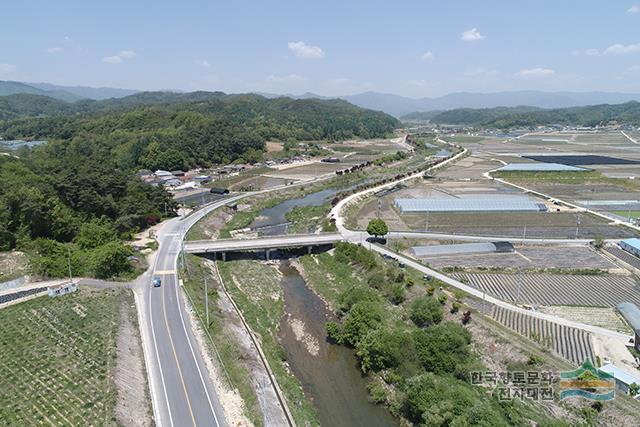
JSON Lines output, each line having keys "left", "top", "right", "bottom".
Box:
{"left": 325, "top": 321, "right": 344, "bottom": 344}
{"left": 338, "top": 286, "right": 380, "bottom": 313}
{"left": 413, "top": 322, "right": 473, "bottom": 374}
{"left": 409, "top": 296, "right": 443, "bottom": 327}
{"left": 387, "top": 283, "right": 406, "bottom": 305}
{"left": 341, "top": 301, "right": 384, "bottom": 346}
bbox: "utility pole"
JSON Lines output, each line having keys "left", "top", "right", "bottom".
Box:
{"left": 67, "top": 246, "right": 73, "bottom": 283}
{"left": 181, "top": 239, "right": 186, "bottom": 272}
{"left": 204, "top": 274, "right": 209, "bottom": 326}
{"left": 575, "top": 214, "right": 581, "bottom": 239}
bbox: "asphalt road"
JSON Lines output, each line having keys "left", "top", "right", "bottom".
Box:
{"left": 139, "top": 212, "right": 228, "bottom": 427}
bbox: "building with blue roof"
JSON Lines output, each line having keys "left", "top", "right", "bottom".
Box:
{"left": 496, "top": 163, "right": 590, "bottom": 172}
{"left": 395, "top": 195, "right": 546, "bottom": 213}
{"left": 599, "top": 363, "right": 640, "bottom": 394}
{"left": 620, "top": 238, "right": 640, "bottom": 258}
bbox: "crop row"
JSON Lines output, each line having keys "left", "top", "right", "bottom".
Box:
{"left": 605, "top": 246, "right": 640, "bottom": 271}
{"left": 0, "top": 289, "right": 121, "bottom": 426}
{"left": 454, "top": 272, "right": 640, "bottom": 307}
{"left": 492, "top": 306, "right": 595, "bottom": 366}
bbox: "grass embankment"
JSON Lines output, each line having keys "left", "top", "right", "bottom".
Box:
{"left": 297, "top": 242, "right": 577, "bottom": 426}
{"left": 216, "top": 259, "right": 319, "bottom": 426}
{"left": 180, "top": 254, "right": 262, "bottom": 426}
{"left": 0, "top": 287, "right": 126, "bottom": 425}
{"left": 285, "top": 204, "right": 336, "bottom": 234}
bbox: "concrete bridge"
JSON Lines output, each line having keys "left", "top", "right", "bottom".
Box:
{"left": 183, "top": 233, "right": 344, "bottom": 260}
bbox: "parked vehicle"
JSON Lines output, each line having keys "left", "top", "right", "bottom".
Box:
{"left": 209, "top": 187, "right": 230, "bottom": 194}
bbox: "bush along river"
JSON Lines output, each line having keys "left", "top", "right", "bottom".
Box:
{"left": 251, "top": 188, "right": 396, "bottom": 426}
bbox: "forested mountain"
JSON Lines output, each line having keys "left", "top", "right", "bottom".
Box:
{"left": 0, "top": 80, "right": 83, "bottom": 102}
{"left": 0, "top": 90, "right": 399, "bottom": 278}
{"left": 28, "top": 82, "right": 139, "bottom": 100}
{"left": 0, "top": 91, "right": 399, "bottom": 169}
{"left": 415, "top": 101, "right": 640, "bottom": 127}
{"left": 402, "top": 106, "right": 543, "bottom": 124}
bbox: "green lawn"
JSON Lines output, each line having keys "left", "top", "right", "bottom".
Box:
{"left": 611, "top": 210, "right": 640, "bottom": 219}
{"left": 0, "top": 288, "right": 126, "bottom": 425}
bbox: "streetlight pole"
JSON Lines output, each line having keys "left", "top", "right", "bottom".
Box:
{"left": 204, "top": 274, "right": 209, "bottom": 326}
{"left": 67, "top": 246, "right": 73, "bottom": 283}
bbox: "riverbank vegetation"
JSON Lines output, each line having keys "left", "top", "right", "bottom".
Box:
{"left": 299, "top": 242, "right": 582, "bottom": 426}
{"left": 216, "top": 259, "right": 319, "bottom": 426}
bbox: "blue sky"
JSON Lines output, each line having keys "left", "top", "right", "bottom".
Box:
{"left": 2, "top": 0, "right": 640, "bottom": 97}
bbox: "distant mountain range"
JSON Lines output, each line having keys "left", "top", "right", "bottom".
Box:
{"left": 249, "top": 90, "right": 640, "bottom": 117}
{"left": 0, "top": 80, "right": 139, "bottom": 102}
{"left": 3, "top": 80, "right": 640, "bottom": 118}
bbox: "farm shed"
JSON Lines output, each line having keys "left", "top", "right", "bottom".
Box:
{"left": 599, "top": 364, "right": 640, "bottom": 394}
{"left": 395, "top": 195, "right": 546, "bottom": 213}
{"left": 496, "top": 163, "right": 589, "bottom": 172}
{"left": 617, "top": 302, "right": 640, "bottom": 351}
{"left": 411, "top": 242, "right": 513, "bottom": 257}
{"left": 620, "top": 238, "right": 640, "bottom": 258}
{"left": 47, "top": 282, "right": 77, "bottom": 298}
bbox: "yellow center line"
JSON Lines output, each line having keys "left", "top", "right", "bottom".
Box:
{"left": 162, "top": 276, "right": 197, "bottom": 427}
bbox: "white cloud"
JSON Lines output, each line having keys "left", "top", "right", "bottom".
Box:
{"left": 102, "top": 50, "right": 136, "bottom": 64}
{"left": 604, "top": 43, "right": 640, "bottom": 54}
{"left": 287, "top": 41, "right": 325, "bottom": 59}
{"left": 421, "top": 51, "right": 434, "bottom": 61}
{"left": 196, "top": 60, "right": 211, "bottom": 68}
{"left": 571, "top": 48, "right": 600, "bottom": 56}
{"left": 64, "top": 36, "right": 72, "bottom": 42}
{"left": 330, "top": 77, "right": 350, "bottom": 84}
{"left": 265, "top": 73, "right": 304, "bottom": 83}
{"left": 516, "top": 67, "right": 555, "bottom": 77}
{"left": 460, "top": 28, "right": 484, "bottom": 42}
{"left": 47, "top": 47, "right": 63, "bottom": 54}
{"left": 627, "top": 5, "right": 640, "bottom": 14}
{"left": 463, "top": 67, "right": 499, "bottom": 77}
{"left": 0, "top": 63, "right": 16, "bottom": 75}
{"left": 408, "top": 79, "right": 428, "bottom": 87}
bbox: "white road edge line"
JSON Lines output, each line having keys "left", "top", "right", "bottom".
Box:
{"left": 172, "top": 236, "right": 221, "bottom": 427}
{"left": 150, "top": 240, "right": 175, "bottom": 427}
{"left": 133, "top": 289, "right": 163, "bottom": 427}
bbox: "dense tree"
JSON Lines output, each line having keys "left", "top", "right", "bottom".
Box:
{"left": 403, "top": 373, "right": 510, "bottom": 427}
{"left": 341, "top": 301, "right": 384, "bottom": 346}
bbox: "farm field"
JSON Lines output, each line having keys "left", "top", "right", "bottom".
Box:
{"left": 537, "top": 306, "right": 632, "bottom": 334}
{"left": 454, "top": 272, "right": 640, "bottom": 307}
{"left": 0, "top": 287, "right": 148, "bottom": 426}
{"left": 605, "top": 246, "right": 640, "bottom": 270}
{"left": 490, "top": 305, "right": 596, "bottom": 365}
{"left": 415, "top": 245, "right": 618, "bottom": 271}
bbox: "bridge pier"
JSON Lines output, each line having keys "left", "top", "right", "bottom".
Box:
{"left": 221, "top": 252, "right": 226, "bottom": 262}
{"left": 307, "top": 245, "right": 312, "bottom": 255}
{"left": 266, "top": 249, "right": 271, "bottom": 261}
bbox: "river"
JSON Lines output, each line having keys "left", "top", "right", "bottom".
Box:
{"left": 252, "top": 189, "right": 396, "bottom": 426}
